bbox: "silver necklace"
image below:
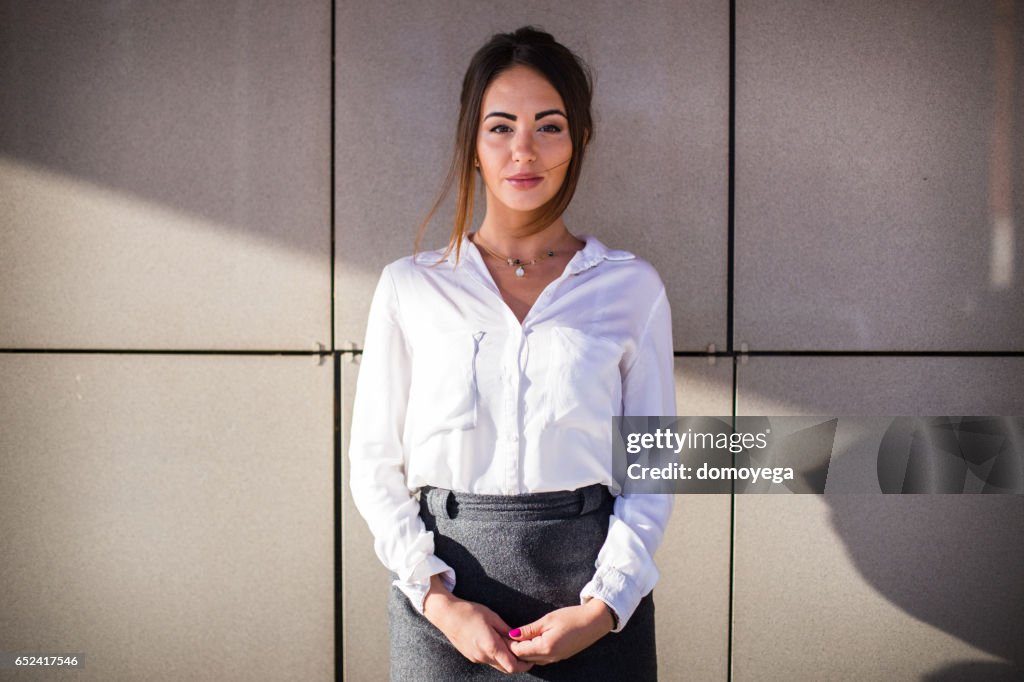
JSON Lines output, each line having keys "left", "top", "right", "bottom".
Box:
{"left": 473, "top": 235, "right": 556, "bottom": 278}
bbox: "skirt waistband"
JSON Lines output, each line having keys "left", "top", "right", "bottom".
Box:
{"left": 419, "top": 484, "right": 613, "bottom": 521}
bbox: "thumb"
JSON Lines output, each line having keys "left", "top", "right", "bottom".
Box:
{"left": 508, "top": 619, "right": 544, "bottom": 640}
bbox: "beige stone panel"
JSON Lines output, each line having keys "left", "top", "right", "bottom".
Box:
{"left": 335, "top": 0, "right": 728, "bottom": 352}
{"left": 733, "top": 357, "right": 1024, "bottom": 680}
{"left": 735, "top": 1, "right": 1024, "bottom": 350}
{"left": 655, "top": 358, "right": 733, "bottom": 680}
{"left": 734, "top": 495, "right": 1021, "bottom": 681}
{"left": 0, "top": 2, "right": 331, "bottom": 350}
{"left": 0, "top": 353, "right": 334, "bottom": 681}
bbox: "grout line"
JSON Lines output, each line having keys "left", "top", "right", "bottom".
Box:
{"left": 726, "top": 0, "right": 736, "bottom": 357}
{"left": 728, "top": 354, "right": 737, "bottom": 682}
{"left": 0, "top": 348, "right": 333, "bottom": 356}
{"left": 330, "top": 2, "right": 341, "bottom": 679}
{"left": 2, "top": 349, "right": 1021, "bottom": 358}
{"left": 329, "top": 4, "right": 337, "bottom": 357}
{"left": 727, "top": 4, "right": 736, "bottom": 677}
{"left": 333, "top": 351, "right": 343, "bottom": 681}
{"left": 673, "top": 350, "right": 1024, "bottom": 358}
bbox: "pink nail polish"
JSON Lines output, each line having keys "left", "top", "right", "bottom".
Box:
{"left": 509, "top": 628, "right": 521, "bottom": 638}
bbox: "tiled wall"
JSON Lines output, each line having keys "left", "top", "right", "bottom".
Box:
{"left": 2, "top": 1, "right": 1021, "bottom": 680}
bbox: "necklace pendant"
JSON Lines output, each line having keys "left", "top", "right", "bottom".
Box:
{"left": 514, "top": 265, "right": 526, "bottom": 278}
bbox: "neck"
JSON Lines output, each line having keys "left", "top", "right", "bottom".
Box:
{"left": 476, "top": 215, "right": 572, "bottom": 258}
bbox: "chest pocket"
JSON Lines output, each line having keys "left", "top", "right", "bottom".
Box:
{"left": 407, "top": 330, "right": 484, "bottom": 445}
{"left": 546, "top": 326, "right": 624, "bottom": 424}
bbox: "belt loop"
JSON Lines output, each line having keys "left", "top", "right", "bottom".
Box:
{"left": 426, "top": 487, "right": 453, "bottom": 520}
{"left": 579, "top": 484, "right": 607, "bottom": 516}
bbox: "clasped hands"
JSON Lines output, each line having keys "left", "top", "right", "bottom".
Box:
{"left": 422, "top": 574, "right": 615, "bottom": 674}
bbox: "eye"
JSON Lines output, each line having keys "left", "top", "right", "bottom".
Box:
{"left": 539, "top": 124, "right": 563, "bottom": 133}
{"left": 489, "top": 124, "right": 513, "bottom": 134}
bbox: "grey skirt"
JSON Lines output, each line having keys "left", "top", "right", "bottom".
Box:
{"left": 388, "top": 484, "right": 657, "bottom": 681}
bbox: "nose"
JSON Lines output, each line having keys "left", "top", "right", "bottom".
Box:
{"left": 511, "top": 129, "right": 536, "bottom": 163}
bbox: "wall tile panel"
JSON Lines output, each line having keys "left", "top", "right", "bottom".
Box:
{"left": 735, "top": 1, "right": 1024, "bottom": 350}
{"left": 0, "top": 1, "right": 331, "bottom": 350}
{"left": 0, "top": 353, "right": 334, "bottom": 681}
{"left": 732, "top": 357, "right": 1024, "bottom": 680}
{"left": 335, "top": 0, "right": 728, "bottom": 351}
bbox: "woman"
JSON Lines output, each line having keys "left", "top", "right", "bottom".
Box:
{"left": 349, "top": 26, "right": 675, "bottom": 680}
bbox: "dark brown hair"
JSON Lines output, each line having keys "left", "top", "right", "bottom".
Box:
{"left": 415, "top": 26, "right": 594, "bottom": 264}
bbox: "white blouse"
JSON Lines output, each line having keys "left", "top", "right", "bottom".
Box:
{"left": 348, "top": 234, "right": 676, "bottom": 632}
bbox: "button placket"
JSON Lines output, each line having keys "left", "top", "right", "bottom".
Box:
{"left": 502, "top": 325, "right": 522, "bottom": 493}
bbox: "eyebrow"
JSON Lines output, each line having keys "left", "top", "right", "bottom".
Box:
{"left": 483, "top": 109, "right": 568, "bottom": 122}
{"left": 534, "top": 109, "right": 567, "bottom": 120}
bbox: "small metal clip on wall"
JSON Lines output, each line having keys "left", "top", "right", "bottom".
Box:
{"left": 313, "top": 341, "right": 326, "bottom": 366}
{"left": 344, "top": 341, "right": 360, "bottom": 364}
{"left": 739, "top": 342, "right": 749, "bottom": 365}
{"left": 707, "top": 343, "right": 717, "bottom": 366}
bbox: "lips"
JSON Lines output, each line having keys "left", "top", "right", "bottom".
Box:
{"left": 505, "top": 174, "right": 543, "bottom": 190}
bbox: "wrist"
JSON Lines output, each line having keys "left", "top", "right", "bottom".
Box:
{"left": 423, "top": 575, "right": 459, "bottom": 626}
{"left": 583, "top": 597, "right": 616, "bottom": 632}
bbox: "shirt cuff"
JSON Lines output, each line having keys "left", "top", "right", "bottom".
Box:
{"left": 393, "top": 555, "right": 456, "bottom": 614}
{"left": 579, "top": 563, "right": 653, "bottom": 633}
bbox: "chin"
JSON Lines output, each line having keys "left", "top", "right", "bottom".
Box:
{"left": 498, "top": 196, "right": 554, "bottom": 214}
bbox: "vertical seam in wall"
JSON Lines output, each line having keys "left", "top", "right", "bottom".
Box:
{"left": 727, "top": 3, "right": 737, "bottom": 680}
{"left": 330, "top": 1, "right": 340, "bottom": 679}
{"left": 329, "top": 1, "right": 337, "bottom": 352}
{"left": 729, "top": 355, "right": 738, "bottom": 682}
{"left": 333, "top": 354, "right": 343, "bottom": 681}
{"left": 727, "top": 0, "right": 736, "bottom": 355}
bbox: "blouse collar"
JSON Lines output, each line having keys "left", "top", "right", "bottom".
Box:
{"left": 443, "top": 233, "right": 635, "bottom": 277}
{"left": 567, "top": 234, "right": 636, "bottom": 275}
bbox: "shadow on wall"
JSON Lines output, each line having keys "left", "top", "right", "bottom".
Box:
{"left": 828, "top": 496, "right": 1024, "bottom": 678}
{"left": 736, "top": 372, "right": 1024, "bottom": 679}
{"left": 922, "top": 661, "right": 1024, "bottom": 681}
{"left": 0, "top": 1, "right": 330, "bottom": 257}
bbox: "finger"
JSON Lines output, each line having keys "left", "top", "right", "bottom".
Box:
{"left": 489, "top": 639, "right": 530, "bottom": 674}
{"left": 510, "top": 658, "right": 534, "bottom": 673}
{"left": 508, "top": 618, "right": 544, "bottom": 640}
{"left": 489, "top": 636, "right": 528, "bottom": 674}
{"left": 510, "top": 650, "right": 554, "bottom": 665}
{"left": 493, "top": 647, "right": 532, "bottom": 674}
{"left": 488, "top": 659, "right": 534, "bottom": 674}
{"left": 509, "top": 637, "right": 548, "bottom": 660}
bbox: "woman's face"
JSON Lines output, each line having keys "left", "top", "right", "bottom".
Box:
{"left": 476, "top": 66, "right": 573, "bottom": 217}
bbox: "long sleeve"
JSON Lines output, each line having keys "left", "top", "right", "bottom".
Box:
{"left": 579, "top": 286, "right": 676, "bottom": 632}
{"left": 347, "top": 265, "right": 455, "bottom": 612}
